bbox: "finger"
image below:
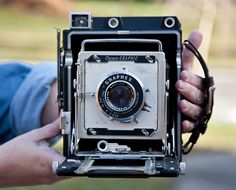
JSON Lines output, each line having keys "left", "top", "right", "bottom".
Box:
{"left": 182, "top": 120, "right": 195, "bottom": 133}
{"left": 40, "top": 150, "right": 68, "bottom": 184}
{"left": 178, "top": 100, "right": 202, "bottom": 120}
{"left": 176, "top": 80, "right": 205, "bottom": 105}
{"left": 183, "top": 30, "right": 203, "bottom": 71}
{"left": 26, "top": 119, "right": 61, "bottom": 142}
{"left": 180, "top": 70, "right": 204, "bottom": 91}
{"left": 44, "top": 148, "right": 66, "bottom": 165}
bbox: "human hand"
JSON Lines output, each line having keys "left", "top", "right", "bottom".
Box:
{"left": 175, "top": 30, "right": 205, "bottom": 132}
{"left": 0, "top": 119, "right": 67, "bottom": 187}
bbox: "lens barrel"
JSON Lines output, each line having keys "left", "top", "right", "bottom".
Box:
{"left": 96, "top": 73, "right": 144, "bottom": 121}
{"left": 106, "top": 81, "right": 135, "bottom": 112}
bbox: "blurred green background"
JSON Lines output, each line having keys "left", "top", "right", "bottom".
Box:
{"left": 0, "top": 0, "right": 235, "bottom": 190}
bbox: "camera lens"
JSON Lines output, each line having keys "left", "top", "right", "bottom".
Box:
{"left": 96, "top": 73, "right": 144, "bottom": 121}
{"left": 106, "top": 82, "right": 135, "bottom": 112}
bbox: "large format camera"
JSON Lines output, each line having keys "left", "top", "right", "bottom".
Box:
{"left": 54, "top": 12, "right": 186, "bottom": 177}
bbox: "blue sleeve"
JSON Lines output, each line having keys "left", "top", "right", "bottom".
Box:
{"left": 0, "top": 62, "right": 32, "bottom": 143}
{"left": 9, "top": 62, "right": 57, "bottom": 137}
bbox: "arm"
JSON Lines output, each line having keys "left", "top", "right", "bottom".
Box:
{"left": 40, "top": 80, "right": 58, "bottom": 126}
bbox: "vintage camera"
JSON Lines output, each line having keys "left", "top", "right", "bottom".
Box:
{"left": 54, "top": 12, "right": 185, "bottom": 177}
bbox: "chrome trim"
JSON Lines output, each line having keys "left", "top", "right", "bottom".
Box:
{"left": 80, "top": 38, "right": 163, "bottom": 52}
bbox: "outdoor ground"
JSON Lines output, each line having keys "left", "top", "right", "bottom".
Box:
{"left": 0, "top": 0, "right": 235, "bottom": 190}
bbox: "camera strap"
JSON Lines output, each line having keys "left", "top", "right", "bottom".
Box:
{"left": 182, "top": 40, "right": 215, "bottom": 155}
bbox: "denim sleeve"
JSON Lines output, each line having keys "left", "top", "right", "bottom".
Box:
{"left": 0, "top": 62, "right": 32, "bottom": 144}
{"left": 9, "top": 62, "right": 57, "bottom": 137}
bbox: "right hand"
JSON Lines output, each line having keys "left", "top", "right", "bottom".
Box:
{"left": 175, "top": 30, "right": 205, "bottom": 132}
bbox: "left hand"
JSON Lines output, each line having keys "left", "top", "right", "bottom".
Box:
{"left": 175, "top": 30, "right": 205, "bottom": 132}
{"left": 0, "top": 119, "right": 67, "bottom": 187}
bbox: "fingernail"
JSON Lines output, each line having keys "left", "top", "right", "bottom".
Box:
{"left": 181, "top": 71, "right": 188, "bottom": 81}
{"left": 179, "top": 100, "right": 188, "bottom": 111}
{"left": 176, "top": 81, "right": 182, "bottom": 89}
{"left": 183, "top": 121, "right": 194, "bottom": 132}
{"left": 196, "top": 94, "right": 204, "bottom": 105}
{"left": 178, "top": 80, "right": 186, "bottom": 90}
{"left": 186, "top": 122, "right": 194, "bottom": 132}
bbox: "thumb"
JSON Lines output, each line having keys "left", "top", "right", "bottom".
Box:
{"left": 183, "top": 30, "right": 203, "bottom": 71}
{"left": 26, "top": 119, "right": 61, "bottom": 142}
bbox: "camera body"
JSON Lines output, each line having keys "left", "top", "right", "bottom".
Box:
{"left": 55, "top": 12, "right": 185, "bottom": 177}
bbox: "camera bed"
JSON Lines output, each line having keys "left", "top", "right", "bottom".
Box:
{"left": 56, "top": 155, "right": 181, "bottom": 177}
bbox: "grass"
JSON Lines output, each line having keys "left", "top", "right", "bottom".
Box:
{"left": 3, "top": 178, "right": 170, "bottom": 190}
{"left": 1, "top": 1, "right": 236, "bottom": 66}
{"left": 0, "top": 1, "right": 220, "bottom": 62}
{"left": 183, "top": 122, "right": 236, "bottom": 153}
{"left": 0, "top": 8, "right": 67, "bottom": 62}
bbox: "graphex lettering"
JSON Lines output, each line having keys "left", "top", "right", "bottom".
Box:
{"left": 105, "top": 74, "right": 132, "bottom": 85}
